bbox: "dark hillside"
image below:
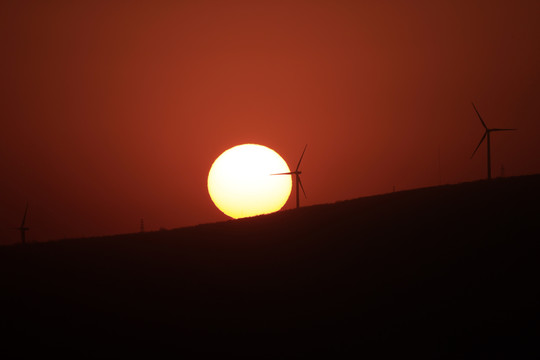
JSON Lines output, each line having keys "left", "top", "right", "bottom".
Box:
{"left": 1, "top": 175, "right": 539, "bottom": 358}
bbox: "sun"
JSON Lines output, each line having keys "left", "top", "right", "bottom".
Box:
{"left": 208, "top": 144, "right": 292, "bottom": 219}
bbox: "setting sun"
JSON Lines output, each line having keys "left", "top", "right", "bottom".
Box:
{"left": 207, "top": 144, "right": 292, "bottom": 219}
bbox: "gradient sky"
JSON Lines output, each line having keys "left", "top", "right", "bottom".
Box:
{"left": 1, "top": 0, "right": 539, "bottom": 244}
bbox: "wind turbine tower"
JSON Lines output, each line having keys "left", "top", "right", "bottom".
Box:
{"left": 272, "top": 145, "right": 308, "bottom": 209}
{"left": 471, "top": 103, "right": 517, "bottom": 180}
{"left": 18, "top": 203, "right": 29, "bottom": 244}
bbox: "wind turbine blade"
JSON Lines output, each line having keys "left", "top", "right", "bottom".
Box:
{"left": 297, "top": 175, "right": 307, "bottom": 198}
{"left": 296, "top": 144, "right": 308, "bottom": 171}
{"left": 21, "top": 203, "right": 28, "bottom": 228}
{"left": 271, "top": 172, "right": 294, "bottom": 176}
{"left": 471, "top": 132, "right": 487, "bottom": 158}
{"left": 491, "top": 128, "right": 517, "bottom": 132}
{"left": 472, "top": 102, "right": 487, "bottom": 129}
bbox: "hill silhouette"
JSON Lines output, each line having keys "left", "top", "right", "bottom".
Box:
{"left": 1, "top": 175, "right": 539, "bottom": 358}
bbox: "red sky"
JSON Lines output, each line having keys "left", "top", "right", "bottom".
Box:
{"left": 1, "top": 0, "right": 539, "bottom": 244}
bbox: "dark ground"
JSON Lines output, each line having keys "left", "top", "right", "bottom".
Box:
{"left": 1, "top": 175, "right": 539, "bottom": 358}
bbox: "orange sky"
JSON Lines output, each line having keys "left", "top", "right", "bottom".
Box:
{"left": 1, "top": 0, "right": 539, "bottom": 244}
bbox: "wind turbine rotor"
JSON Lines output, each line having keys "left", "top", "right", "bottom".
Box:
{"left": 296, "top": 144, "right": 308, "bottom": 172}
{"left": 471, "top": 131, "right": 487, "bottom": 158}
{"left": 20, "top": 203, "right": 28, "bottom": 228}
{"left": 270, "top": 145, "right": 308, "bottom": 208}
{"left": 271, "top": 172, "right": 294, "bottom": 176}
{"left": 472, "top": 102, "right": 488, "bottom": 129}
{"left": 297, "top": 175, "right": 307, "bottom": 198}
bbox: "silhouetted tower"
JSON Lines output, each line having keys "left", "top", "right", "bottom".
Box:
{"left": 140, "top": 218, "right": 144, "bottom": 233}
{"left": 18, "top": 203, "right": 29, "bottom": 244}
{"left": 272, "top": 145, "right": 308, "bottom": 209}
{"left": 470, "top": 102, "right": 517, "bottom": 180}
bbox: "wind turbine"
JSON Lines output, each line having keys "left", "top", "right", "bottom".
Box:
{"left": 272, "top": 145, "right": 307, "bottom": 209}
{"left": 471, "top": 102, "right": 517, "bottom": 180}
{"left": 17, "top": 203, "right": 29, "bottom": 244}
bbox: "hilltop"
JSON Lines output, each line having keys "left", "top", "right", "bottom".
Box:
{"left": 1, "top": 175, "right": 539, "bottom": 358}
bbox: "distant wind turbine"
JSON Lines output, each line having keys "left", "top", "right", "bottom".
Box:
{"left": 272, "top": 145, "right": 308, "bottom": 209}
{"left": 18, "top": 203, "right": 29, "bottom": 244}
{"left": 471, "top": 102, "right": 517, "bottom": 180}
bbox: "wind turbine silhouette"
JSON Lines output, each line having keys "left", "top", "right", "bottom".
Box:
{"left": 272, "top": 145, "right": 307, "bottom": 209}
{"left": 471, "top": 103, "right": 517, "bottom": 180}
{"left": 17, "top": 203, "right": 29, "bottom": 244}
